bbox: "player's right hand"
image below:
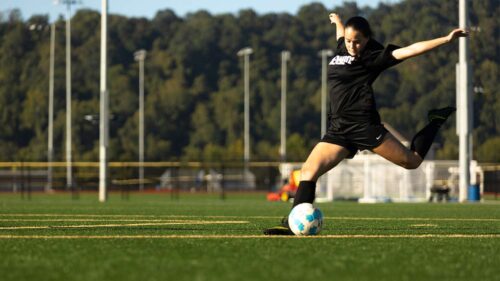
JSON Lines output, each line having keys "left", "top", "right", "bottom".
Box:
{"left": 329, "top": 13, "right": 341, "bottom": 24}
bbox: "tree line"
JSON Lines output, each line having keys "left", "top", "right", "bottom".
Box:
{"left": 0, "top": 0, "right": 498, "bottom": 163}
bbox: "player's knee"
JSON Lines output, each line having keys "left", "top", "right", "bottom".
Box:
{"left": 403, "top": 162, "right": 419, "bottom": 170}
{"left": 300, "top": 164, "right": 320, "bottom": 181}
{"left": 401, "top": 156, "right": 422, "bottom": 170}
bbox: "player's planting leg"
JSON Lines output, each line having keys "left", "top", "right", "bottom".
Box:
{"left": 411, "top": 106, "right": 456, "bottom": 159}
{"left": 263, "top": 143, "right": 349, "bottom": 235}
{"left": 263, "top": 181, "right": 318, "bottom": 235}
{"left": 292, "top": 180, "right": 317, "bottom": 207}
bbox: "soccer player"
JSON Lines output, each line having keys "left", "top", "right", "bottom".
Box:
{"left": 264, "top": 13, "right": 468, "bottom": 235}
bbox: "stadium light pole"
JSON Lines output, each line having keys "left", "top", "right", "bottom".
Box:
{"left": 66, "top": 1, "right": 73, "bottom": 190}
{"left": 319, "top": 49, "right": 333, "bottom": 137}
{"left": 56, "top": 0, "right": 80, "bottom": 190}
{"left": 47, "top": 22, "right": 56, "bottom": 193}
{"left": 280, "top": 51, "right": 291, "bottom": 162}
{"left": 318, "top": 49, "right": 333, "bottom": 196}
{"left": 457, "top": 0, "right": 472, "bottom": 202}
{"left": 237, "top": 47, "right": 253, "bottom": 168}
{"left": 134, "top": 50, "right": 147, "bottom": 192}
{"left": 99, "top": 0, "right": 109, "bottom": 202}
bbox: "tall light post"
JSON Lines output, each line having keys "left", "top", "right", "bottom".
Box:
{"left": 280, "top": 51, "right": 291, "bottom": 162}
{"left": 134, "top": 50, "right": 146, "bottom": 191}
{"left": 319, "top": 49, "right": 333, "bottom": 137}
{"left": 99, "top": 0, "right": 108, "bottom": 202}
{"left": 457, "top": 0, "right": 472, "bottom": 202}
{"left": 237, "top": 47, "right": 253, "bottom": 168}
{"left": 318, "top": 49, "right": 333, "bottom": 195}
{"left": 29, "top": 22, "right": 55, "bottom": 192}
{"left": 56, "top": 0, "right": 80, "bottom": 190}
{"left": 47, "top": 22, "right": 56, "bottom": 192}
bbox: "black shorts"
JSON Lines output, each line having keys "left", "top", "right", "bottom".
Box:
{"left": 320, "top": 123, "right": 388, "bottom": 159}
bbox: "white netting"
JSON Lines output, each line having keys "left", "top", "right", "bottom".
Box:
{"left": 280, "top": 155, "right": 478, "bottom": 203}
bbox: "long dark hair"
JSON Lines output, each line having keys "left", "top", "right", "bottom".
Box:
{"left": 345, "top": 16, "right": 373, "bottom": 38}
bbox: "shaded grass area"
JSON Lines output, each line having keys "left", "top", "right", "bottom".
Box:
{"left": 0, "top": 193, "right": 499, "bottom": 281}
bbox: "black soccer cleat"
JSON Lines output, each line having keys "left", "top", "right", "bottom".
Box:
{"left": 428, "top": 107, "right": 456, "bottom": 124}
{"left": 263, "top": 216, "right": 294, "bottom": 236}
{"left": 263, "top": 225, "right": 294, "bottom": 236}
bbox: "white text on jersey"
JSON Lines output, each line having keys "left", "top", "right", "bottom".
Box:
{"left": 329, "top": 55, "right": 355, "bottom": 65}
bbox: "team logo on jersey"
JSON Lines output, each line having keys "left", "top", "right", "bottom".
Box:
{"left": 329, "top": 55, "right": 355, "bottom": 65}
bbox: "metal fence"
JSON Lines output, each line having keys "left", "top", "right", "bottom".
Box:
{"left": 0, "top": 162, "right": 281, "bottom": 194}
{"left": 0, "top": 161, "right": 498, "bottom": 201}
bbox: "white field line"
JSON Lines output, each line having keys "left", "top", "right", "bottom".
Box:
{"left": 0, "top": 214, "right": 175, "bottom": 217}
{"left": 0, "top": 221, "right": 249, "bottom": 230}
{"left": 328, "top": 217, "right": 500, "bottom": 222}
{"left": 0, "top": 219, "right": 219, "bottom": 222}
{"left": 410, "top": 224, "right": 439, "bottom": 227}
{"left": 0, "top": 234, "right": 499, "bottom": 239}
{"left": 0, "top": 214, "right": 499, "bottom": 222}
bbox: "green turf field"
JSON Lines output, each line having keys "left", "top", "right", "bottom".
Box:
{"left": 1, "top": 193, "right": 499, "bottom": 281}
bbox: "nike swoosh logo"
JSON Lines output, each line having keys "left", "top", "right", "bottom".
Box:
{"left": 376, "top": 134, "right": 382, "bottom": 140}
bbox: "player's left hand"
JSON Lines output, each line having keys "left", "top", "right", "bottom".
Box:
{"left": 446, "top": 28, "right": 469, "bottom": 42}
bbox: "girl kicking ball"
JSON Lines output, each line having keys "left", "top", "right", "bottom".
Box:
{"left": 264, "top": 13, "right": 468, "bottom": 235}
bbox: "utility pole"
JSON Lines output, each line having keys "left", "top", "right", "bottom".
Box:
{"left": 47, "top": 22, "right": 56, "bottom": 192}
{"left": 99, "top": 0, "right": 108, "bottom": 202}
{"left": 457, "top": 0, "right": 472, "bottom": 202}
{"left": 134, "top": 50, "right": 147, "bottom": 191}
{"left": 56, "top": 0, "right": 81, "bottom": 190}
{"left": 319, "top": 49, "right": 333, "bottom": 137}
{"left": 237, "top": 47, "right": 253, "bottom": 169}
{"left": 318, "top": 49, "right": 333, "bottom": 197}
{"left": 280, "top": 51, "right": 291, "bottom": 162}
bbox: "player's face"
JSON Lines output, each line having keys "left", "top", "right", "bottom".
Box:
{"left": 344, "top": 27, "right": 369, "bottom": 57}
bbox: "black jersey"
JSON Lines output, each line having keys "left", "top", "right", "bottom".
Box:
{"left": 327, "top": 37, "right": 403, "bottom": 133}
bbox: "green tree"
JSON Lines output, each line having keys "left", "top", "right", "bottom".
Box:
{"left": 0, "top": 1, "right": 498, "bottom": 163}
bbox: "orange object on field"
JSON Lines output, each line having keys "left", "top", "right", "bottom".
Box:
{"left": 266, "top": 169, "right": 301, "bottom": 202}
{"left": 267, "top": 192, "right": 281, "bottom": 201}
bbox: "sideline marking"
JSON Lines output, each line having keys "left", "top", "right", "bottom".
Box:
{"left": 328, "top": 217, "right": 500, "bottom": 222}
{"left": 0, "top": 221, "right": 249, "bottom": 230}
{"left": 0, "top": 234, "right": 499, "bottom": 239}
{"left": 410, "top": 224, "right": 439, "bottom": 227}
{"left": 0, "top": 219, "right": 225, "bottom": 222}
{"left": 1, "top": 214, "right": 499, "bottom": 222}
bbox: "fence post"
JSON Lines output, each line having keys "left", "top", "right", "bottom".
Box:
{"left": 20, "top": 162, "right": 25, "bottom": 199}
{"left": 72, "top": 165, "right": 79, "bottom": 200}
{"left": 220, "top": 163, "right": 226, "bottom": 201}
{"left": 171, "top": 165, "right": 180, "bottom": 200}
{"left": 12, "top": 165, "right": 18, "bottom": 193}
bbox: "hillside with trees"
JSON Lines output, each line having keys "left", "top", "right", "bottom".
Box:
{"left": 0, "top": 0, "right": 498, "bottom": 163}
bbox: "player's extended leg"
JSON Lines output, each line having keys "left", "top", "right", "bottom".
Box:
{"left": 373, "top": 106, "right": 456, "bottom": 169}
{"left": 411, "top": 107, "right": 456, "bottom": 158}
{"left": 372, "top": 133, "right": 422, "bottom": 169}
{"left": 263, "top": 142, "right": 350, "bottom": 235}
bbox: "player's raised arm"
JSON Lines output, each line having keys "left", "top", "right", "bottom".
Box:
{"left": 329, "top": 13, "right": 344, "bottom": 40}
{"left": 392, "top": 28, "right": 469, "bottom": 60}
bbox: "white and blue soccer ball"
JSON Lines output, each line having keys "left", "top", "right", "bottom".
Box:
{"left": 288, "top": 203, "right": 323, "bottom": 236}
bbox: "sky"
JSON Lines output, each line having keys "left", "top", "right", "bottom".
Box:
{"left": 1, "top": 0, "right": 401, "bottom": 21}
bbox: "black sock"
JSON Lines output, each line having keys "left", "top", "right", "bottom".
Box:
{"left": 292, "top": 181, "right": 316, "bottom": 208}
{"left": 410, "top": 120, "right": 442, "bottom": 159}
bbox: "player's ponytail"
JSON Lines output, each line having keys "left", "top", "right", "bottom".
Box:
{"left": 345, "top": 16, "right": 373, "bottom": 38}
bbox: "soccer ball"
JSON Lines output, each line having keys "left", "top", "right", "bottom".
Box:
{"left": 288, "top": 203, "right": 323, "bottom": 236}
